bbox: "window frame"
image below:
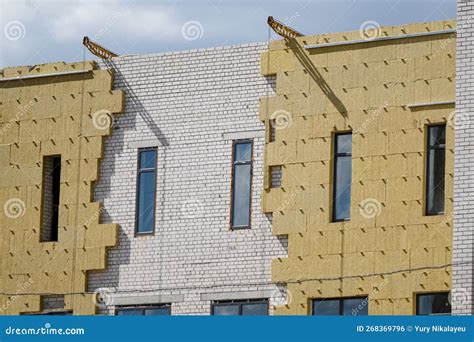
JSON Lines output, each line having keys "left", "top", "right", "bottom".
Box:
{"left": 425, "top": 124, "right": 446, "bottom": 216}
{"left": 134, "top": 147, "right": 158, "bottom": 236}
{"left": 115, "top": 304, "right": 171, "bottom": 316}
{"left": 312, "top": 296, "right": 368, "bottom": 316}
{"left": 211, "top": 298, "right": 268, "bottom": 316}
{"left": 415, "top": 292, "right": 451, "bottom": 316}
{"left": 331, "top": 132, "right": 352, "bottom": 222}
{"left": 230, "top": 139, "right": 254, "bottom": 230}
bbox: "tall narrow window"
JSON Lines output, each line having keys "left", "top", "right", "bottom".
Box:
{"left": 136, "top": 148, "right": 157, "bottom": 234}
{"left": 426, "top": 125, "right": 446, "bottom": 215}
{"left": 332, "top": 133, "right": 352, "bottom": 222}
{"left": 231, "top": 141, "right": 252, "bottom": 229}
{"left": 42, "top": 155, "right": 61, "bottom": 242}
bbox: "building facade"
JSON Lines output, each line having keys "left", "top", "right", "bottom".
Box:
{"left": 260, "top": 20, "right": 456, "bottom": 315}
{"left": 0, "top": 19, "right": 461, "bottom": 316}
{"left": 453, "top": 0, "right": 474, "bottom": 315}
{"left": 89, "top": 43, "right": 287, "bottom": 315}
{"left": 0, "top": 61, "right": 124, "bottom": 314}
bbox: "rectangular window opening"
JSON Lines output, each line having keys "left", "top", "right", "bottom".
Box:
{"left": 116, "top": 304, "right": 171, "bottom": 316}
{"left": 269, "top": 119, "right": 276, "bottom": 142}
{"left": 312, "top": 297, "right": 368, "bottom": 316}
{"left": 135, "top": 148, "right": 157, "bottom": 234}
{"left": 231, "top": 140, "right": 253, "bottom": 229}
{"left": 332, "top": 133, "right": 352, "bottom": 222}
{"left": 425, "top": 124, "right": 446, "bottom": 216}
{"left": 416, "top": 292, "right": 451, "bottom": 315}
{"left": 270, "top": 165, "right": 282, "bottom": 188}
{"left": 41, "top": 155, "right": 61, "bottom": 242}
{"left": 212, "top": 299, "right": 268, "bottom": 316}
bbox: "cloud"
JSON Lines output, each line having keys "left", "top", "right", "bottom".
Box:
{"left": 0, "top": 0, "right": 183, "bottom": 67}
{"left": 48, "top": 0, "right": 180, "bottom": 42}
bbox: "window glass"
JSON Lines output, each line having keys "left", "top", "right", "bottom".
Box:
{"left": 426, "top": 125, "right": 446, "bottom": 215}
{"left": 312, "top": 299, "right": 340, "bottom": 315}
{"left": 136, "top": 149, "right": 157, "bottom": 233}
{"left": 416, "top": 293, "right": 451, "bottom": 315}
{"left": 213, "top": 305, "right": 240, "bottom": 316}
{"left": 241, "top": 303, "right": 268, "bottom": 316}
{"left": 312, "top": 298, "right": 368, "bottom": 316}
{"left": 235, "top": 143, "right": 252, "bottom": 162}
{"left": 336, "top": 134, "right": 352, "bottom": 154}
{"left": 342, "top": 297, "right": 368, "bottom": 316}
{"left": 140, "top": 150, "right": 157, "bottom": 169}
{"left": 116, "top": 305, "right": 170, "bottom": 316}
{"left": 232, "top": 164, "right": 251, "bottom": 227}
{"left": 333, "top": 156, "right": 352, "bottom": 221}
{"left": 231, "top": 141, "right": 252, "bottom": 228}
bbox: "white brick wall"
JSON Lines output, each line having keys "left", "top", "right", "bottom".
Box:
{"left": 453, "top": 0, "right": 474, "bottom": 315}
{"left": 88, "top": 43, "right": 288, "bottom": 315}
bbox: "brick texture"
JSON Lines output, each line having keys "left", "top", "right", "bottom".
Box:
{"left": 453, "top": 0, "right": 474, "bottom": 315}
{"left": 89, "top": 43, "right": 288, "bottom": 315}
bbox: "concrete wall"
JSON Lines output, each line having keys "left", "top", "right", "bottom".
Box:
{"left": 260, "top": 20, "right": 456, "bottom": 315}
{"left": 89, "top": 43, "right": 288, "bottom": 315}
{"left": 453, "top": 0, "right": 474, "bottom": 315}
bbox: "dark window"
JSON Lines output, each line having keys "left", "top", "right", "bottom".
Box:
{"left": 41, "top": 155, "right": 61, "bottom": 242}
{"left": 269, "top": 119, "right": 276, "bottom": 142}
{"left": 332, "top": 133, "right": 352, "bottom": 222}
{"left": 136, "top": 148, "right": 157, "bottom": 234}
{"left": 231, "top": 141, "right": 253, "bottom": 229}
{"left": 416, "top": 293, "right": 451, "bottom": 315}
{"left": 116, "top": 304, "right": 170, "bottom": 316}
{"left": 312, "top": 297, "right": 368, "bottom": 316}
{"left": 212, "top": 299, "right": 268, "bottom": 316}
{"left": 426, "top": 125, "right": 446, "bottom": 215}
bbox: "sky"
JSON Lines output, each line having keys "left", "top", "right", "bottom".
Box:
{"left": 0, "top": 0, "right": 456, "bottom": 68}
